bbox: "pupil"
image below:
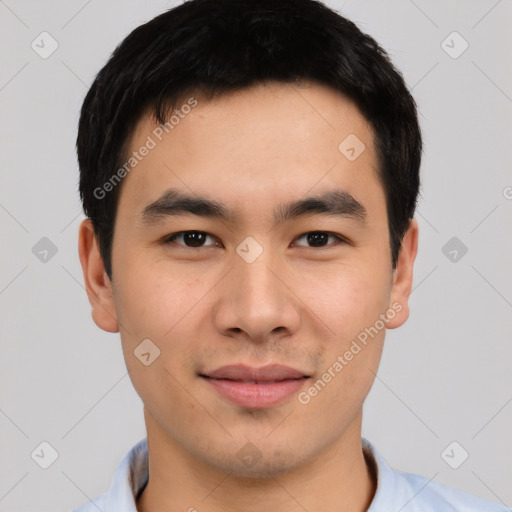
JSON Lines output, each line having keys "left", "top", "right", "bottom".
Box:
{"left": 184, "top": 232, "right": 205, "bottom": 247}
{"left": 307, "top": 232, "right": 328, "bottom": 247}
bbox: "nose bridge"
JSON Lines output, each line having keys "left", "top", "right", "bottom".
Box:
{"left": 235, "top": 247, "right": 283, "bottom": 314}
{"left": 213, "top": 244, "right": 301, "bottom": 342}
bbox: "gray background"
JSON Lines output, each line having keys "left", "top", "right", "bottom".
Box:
{"left": 0, "top": 1, "right": 511, "bottom": 511}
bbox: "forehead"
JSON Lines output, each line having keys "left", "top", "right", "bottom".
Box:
{"left": 117, "top": 82, "right": 382, "bottom": 220}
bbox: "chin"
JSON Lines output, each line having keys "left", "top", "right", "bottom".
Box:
{"left": 204, "top": 445, "right": 307, "bottom": 479}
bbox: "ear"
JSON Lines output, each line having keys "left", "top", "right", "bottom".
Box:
{"left": 78, "top": 218, "right": 119, "bottom": 333}
{"left": 386, "top": 219, "right": 419, "bottom": 329}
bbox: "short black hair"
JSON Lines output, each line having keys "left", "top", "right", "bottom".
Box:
{"left": 77, "top": 0, "right": 422, "bottom": 280}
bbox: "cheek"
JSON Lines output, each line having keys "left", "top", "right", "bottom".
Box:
{"left": 113, "top": 263, "right": 198, "bottom": 408}
{"left": 114, "top": 254, "right": 210, "bottom": 340}
{"left": 298, "top": 323, "right": 385, "bottom": 425}
{"left": 295, "top": 260, "right": 389, "bottom": 401}
{"left": 297, "top": 260, "right": 391, "bottom": 336}
{"left": 113, "top": 256, "right": 216, "bottom": 392}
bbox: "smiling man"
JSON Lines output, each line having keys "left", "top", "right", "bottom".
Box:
{"left": 73, "top": 1, "right": 505, "bottom": 511}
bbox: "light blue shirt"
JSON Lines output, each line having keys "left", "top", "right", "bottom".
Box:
{"left": 72, "top": 437, "right": 508, "bottom": 511}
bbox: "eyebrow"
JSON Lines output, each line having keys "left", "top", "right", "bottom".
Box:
{"left": 140, "top": 188, "right": 367, "bottom": 227}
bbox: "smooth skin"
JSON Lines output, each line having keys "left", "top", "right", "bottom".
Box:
{"left": 78, "top": 81, "right": 418, "bottom": 512}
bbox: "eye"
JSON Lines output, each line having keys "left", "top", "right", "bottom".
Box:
{"left": 163, "top": 231, "right": 219, "bottom": 248}
{"left": 162, "top": 230, "right": 347, "bottom": 249}
{"left": 294, "top": 231, "right": 347, "bottom": 248}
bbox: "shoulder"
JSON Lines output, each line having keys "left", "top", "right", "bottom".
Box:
{"left": 70, "top": 438, "right": 148, "bottom": 512}
{"left": 395, "top": 470, "right": 508, "bottom": 512}
{"left": 71, "top": 493, "right": 107, "bottom": 512}
{"left": 364, "top": 439, "right": 508, "bottom": 512}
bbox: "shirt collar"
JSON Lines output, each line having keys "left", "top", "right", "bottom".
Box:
{"left": 363, "top": 438, "right": 399, "bottom": 510}
{"left": 103, "top": 437, "right": 395, "bottom": 511}
{"left": 105, "top": 437, "right": 148, "bottom": 512}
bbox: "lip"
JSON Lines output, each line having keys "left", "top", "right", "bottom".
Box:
{"left": 200, "top": 364, "right": 310, "bottom": 409}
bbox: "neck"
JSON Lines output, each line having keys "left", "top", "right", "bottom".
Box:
{"left": 136, "top": 412, "right": 376, "bottom": 512}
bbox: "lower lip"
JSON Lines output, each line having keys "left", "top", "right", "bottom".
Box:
{"left": 203, "top": 377, "right": 307, "bottom": 408}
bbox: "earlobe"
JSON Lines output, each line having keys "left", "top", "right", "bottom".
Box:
{"left": 78, "top": 219, "right": 120, "bottom": 333}
{"left": 386, "top": 219, "right": 419, "bottom": 329}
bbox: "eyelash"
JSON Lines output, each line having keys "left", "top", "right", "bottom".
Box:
{"left": 162, "top": 230, "right": 349, "bottom": 249}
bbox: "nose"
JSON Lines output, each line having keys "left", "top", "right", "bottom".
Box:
{"left": 212, "top": 251, "right": 301, "bottom": 344}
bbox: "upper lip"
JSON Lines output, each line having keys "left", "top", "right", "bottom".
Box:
{"left": 202, "top": 364, "right": 308, "bottom": 382}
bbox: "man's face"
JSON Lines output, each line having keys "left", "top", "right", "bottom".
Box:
{"left": 81, "top": 82, "right": 415, "bottom": 476}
